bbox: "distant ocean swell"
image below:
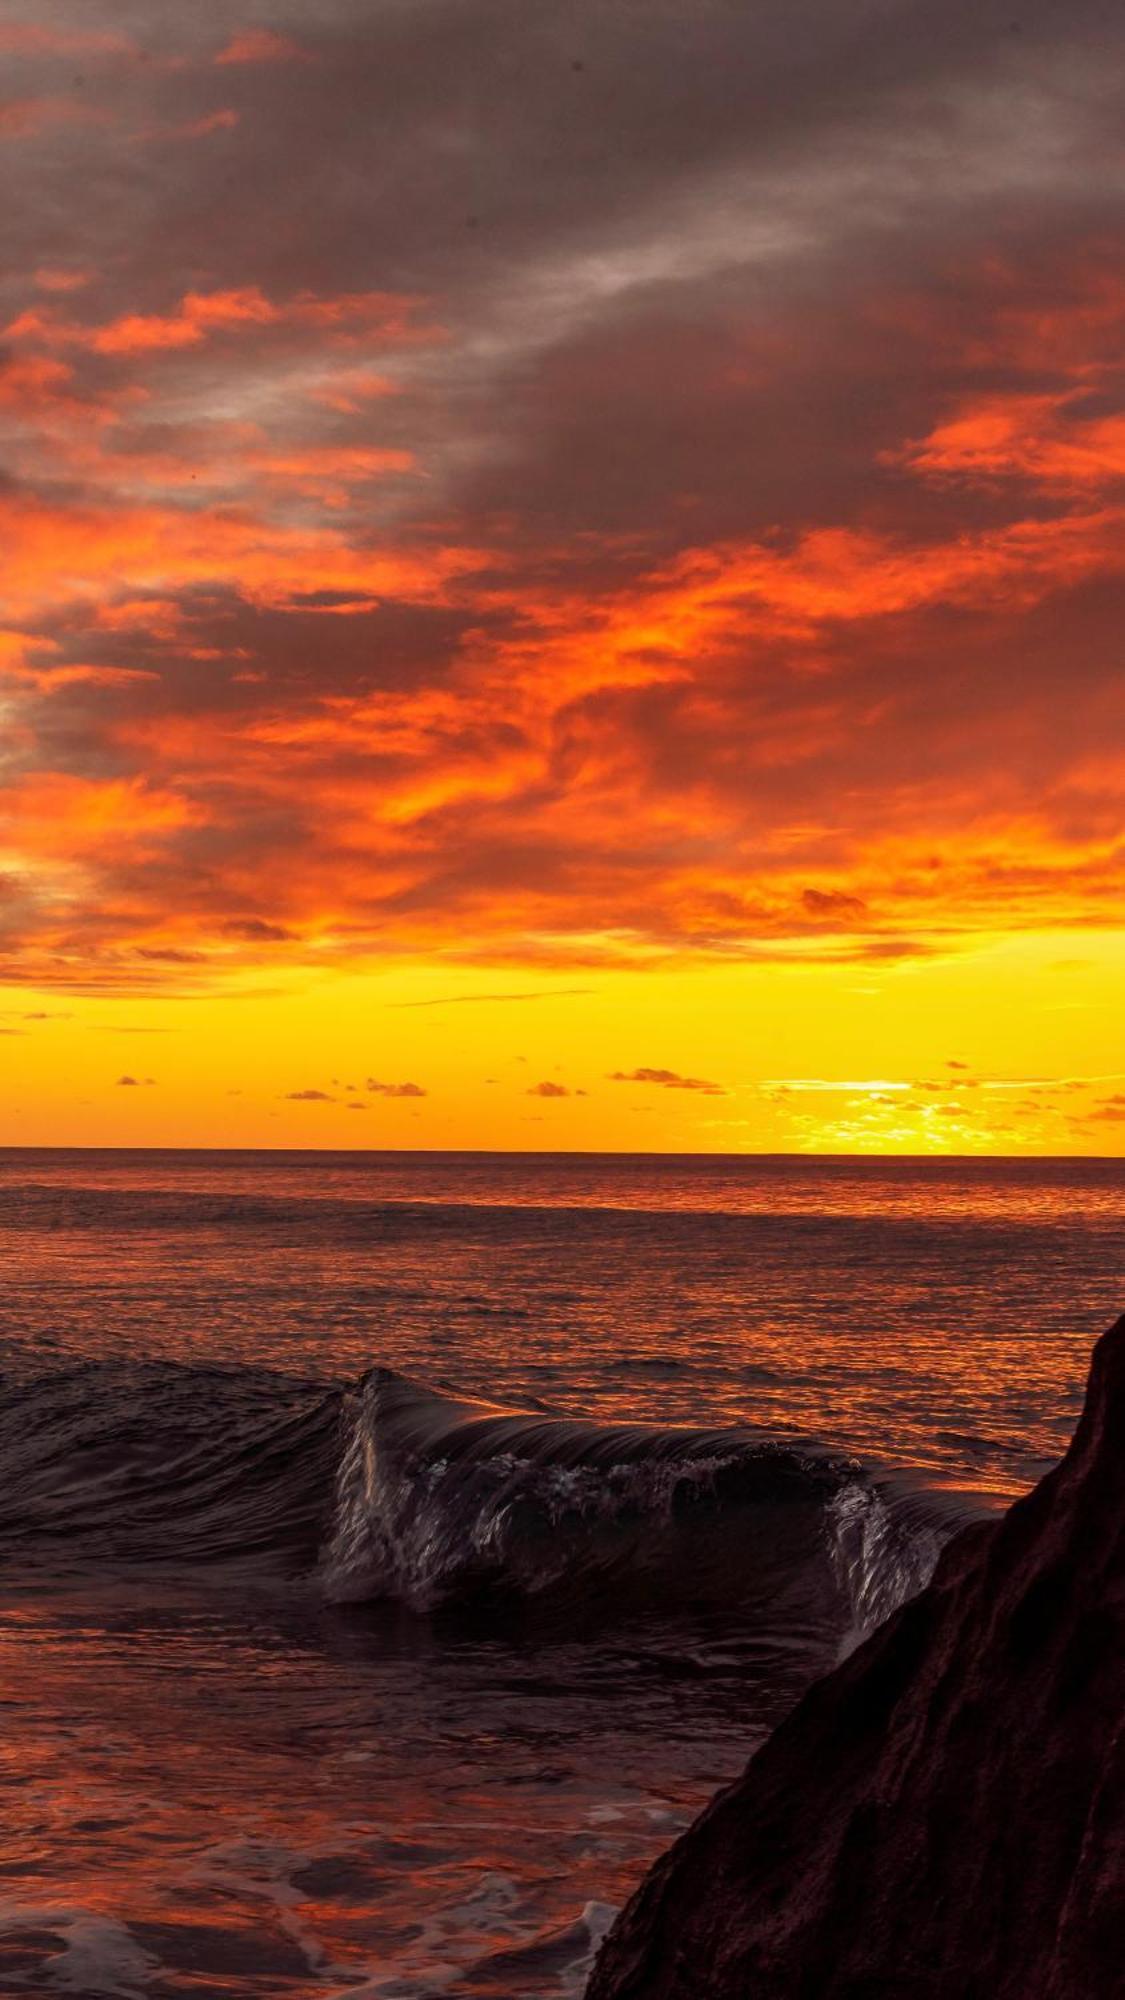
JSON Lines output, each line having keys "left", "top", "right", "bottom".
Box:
{"left": 0, "top": 1361, "right": 958, "bottom": 1634}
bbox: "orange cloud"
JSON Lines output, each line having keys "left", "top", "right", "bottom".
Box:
{"left": 898, "top": 393, "right": 1125, "bottom": 493}
{"left": 0, "top": 150, "right": 1121, "bottom": 994}
{"left": 0, "top": 97, "right": 105, "bottom": 142}
{"left": 310, "top": 369, "right": 399, "bottom": 412}
{"left": 153, "top": 109, "right": 241, "bottom": 143}
{"left": 0, "top": 775, "right": 200, "bottom": 858}
{"left": 214, "top": 30, "right": 310, "bottom": 66}
{"left": 33, "top": 267, "right": 93, "bottom": 294}
{"left": 0, "top": 488, "right": 480, "bottom": 623}
{"left": 0, "top": 351, "right": 84, "bottom": 413}
{"left": 24, "top": 467, "right": 1108, "bottom": 977}
{"left": 5, "top": 286, "right": 430, "bottom": 362}
{"left": 89, "top": 288, "right": 281, "bottom": 354}
{"left": 961, "top": 262, "right": 1125, "bottom": 377}
{"left": 0, "top": 25, "right": 134, "bottom": 58}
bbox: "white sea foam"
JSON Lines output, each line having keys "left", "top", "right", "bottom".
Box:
{"left": 826, "top": 1478, "right": 950, "bottom": 1652}
{"left": 0, "top": 1902, "right": 160, "bottom": 1998}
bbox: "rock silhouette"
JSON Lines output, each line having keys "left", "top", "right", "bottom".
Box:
{"left": 588, "top": 1312, "right": 1125, "bottom": 2000}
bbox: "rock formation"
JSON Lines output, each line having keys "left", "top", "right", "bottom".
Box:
{"left": 587, "top": 1312, "right": 1125, "bottom": 2000}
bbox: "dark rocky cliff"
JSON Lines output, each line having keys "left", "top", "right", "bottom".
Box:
{"left": 587, "top": 1313, "right": 1125, "bottom": 2000}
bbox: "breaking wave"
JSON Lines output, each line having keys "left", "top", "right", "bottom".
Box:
{"left": 0, "top": 1360, "right": 959, "bottom": 1635}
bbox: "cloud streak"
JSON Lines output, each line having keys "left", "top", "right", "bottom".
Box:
{"left": 609, "top": 1068, "right": 725, "bottom": 1095}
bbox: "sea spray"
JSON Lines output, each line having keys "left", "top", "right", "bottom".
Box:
{"left": 825, "top": 1478, "right": 947, "bottom": 1647}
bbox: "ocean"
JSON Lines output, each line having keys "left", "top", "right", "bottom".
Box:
{"left": 0, "top": 1149, "right": 1121, "bottom": 1997}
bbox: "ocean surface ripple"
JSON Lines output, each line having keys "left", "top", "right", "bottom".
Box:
{"left": 0, "top": 1150, "right": 1120, "bottom": 1996}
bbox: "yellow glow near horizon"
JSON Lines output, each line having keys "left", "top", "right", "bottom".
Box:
{"left": 2, "top": 929, "right": 1122, "bottom": 1153}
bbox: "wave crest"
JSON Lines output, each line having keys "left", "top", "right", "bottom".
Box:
{"left": 319, "top": 1367, "right": 920, "bottom": 1625}
{"left": 0, "top": 1359, "right": 958, "bottom": 1635}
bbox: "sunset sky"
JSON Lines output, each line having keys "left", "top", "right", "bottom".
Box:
{"left": 1, "top": 0, "right": 1122, "bottom": 1152}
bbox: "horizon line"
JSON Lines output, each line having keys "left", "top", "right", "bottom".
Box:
{"left": 0, "top": 1144, "right": 1119, "bottom": 1163}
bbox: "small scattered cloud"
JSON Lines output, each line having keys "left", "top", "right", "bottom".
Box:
{"left": 33, "top": 269, "right": 92, "bottom": 295}
{"left": 284, "top": 1087, "right": 335, "bottom": 1101}
{"left": 214, "top": 29, "right": 310, "bottom": 66}
{"left": 365, "top": 1077, "right": 427, "bottom": 1097}
{"left": 0, "top": 96, "right": 105, "bottom": 144}
{"left": 116, "top": 1074, "right": 155, "bottom": 1086}
{"left": 609, "top": 1066, "right": 725, "bottom": 1095}
{"left": 946, "top": 1059, "right": 970, "bottom": 1070}
{"left": 0, "top": 24, "right": 132, "bottom": 58}
{"left": 152, "top": 109, "right": 240, "bottom": 143}
{"left": 528, "top": 1079, "right": 570, "bottom": 1097}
